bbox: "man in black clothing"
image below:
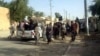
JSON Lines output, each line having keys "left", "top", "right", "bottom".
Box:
{"left": 46, "top": 24, "right": 52, "bottom": 44}
{"left": 53, "top": 23, "right": 59, "bottom": 39}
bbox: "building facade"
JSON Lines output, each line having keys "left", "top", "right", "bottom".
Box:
{"left": 0, "top": 7, "right": 10, "bottom": 31}
{"left": 0, "top": 7, "right": 10, "bottom": 37}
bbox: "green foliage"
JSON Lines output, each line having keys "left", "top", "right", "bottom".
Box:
{"left": 89, "top": 0, "right": 100, "bottom": 16}
{"left": 34, "top": 11, "right": 44, "bottom": 17}
{"left": 9, "top": 0, "right": 34, "bottom": 21}
{"left": 0, "top": 0, "right": 10, "bottom": 8}
{"left": 55, "top": 12, "right": 61, "bottom": 18}
{"left": 0, "top": 0, "right": 45, "bottom": 22}
{"left": 0, "top": 0, "right": 4, "bottom": 6}
{"left": 26, "top": 7, "right": 34, "bottom": 16}
{"left": 89, "top": 5, "right": 96, "bottom": 16}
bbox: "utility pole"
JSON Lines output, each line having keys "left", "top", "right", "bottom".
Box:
{"left": 69, "top": 13, "right": 70, "bottom": 19}
{"left": 84, "top": 0, "right": 89, "bottom": 35}
{"left": 50, "top": 0, "right": 52, "bottom": 23}
{"left": 73, "top": 16, "right": 74, "bottom": 20}
{"left": 64, "top": 10, "right": 67, "bottom": 19}
{"left": 65, "top": 11, "right": 67, "bottom": 19}
{"left": 63, "top": 10, "right": 65, "bottom": 19}
{"left": 63, "top": 10, "right": 66, "bottom": 19}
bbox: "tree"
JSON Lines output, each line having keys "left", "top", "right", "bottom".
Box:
{"left": 9, "top": 0, "right": 34, "bottom": 21}
{"left": 55, "top": 12, "right": 61, "bottom": 18}
{"left": 0, "top": 0, "right": 10, "bottom": 8}
{"left": 34, "top": 11, "right": 44, "bottom": 17}
{"left": 0, "top": 0, "right": 4, "bottom": 6}
{"left": 89, "top": 4, "right": 97, "bottom": 16}
{"left": 26, "top": 7, "right": 34, "bottom": 16}
{"left": 89, "top": 0, "right": 100, "bottom": 16}
{"left": 39, "top": 12, "right": 44, "bottom": 17}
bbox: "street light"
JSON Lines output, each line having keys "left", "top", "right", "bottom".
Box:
{"left": 84, "top": 0, "right": 89, "bottom": 35}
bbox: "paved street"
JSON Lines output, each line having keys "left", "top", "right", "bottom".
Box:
{"left": 0, "top": 35, "right": 100, "bottom": 56}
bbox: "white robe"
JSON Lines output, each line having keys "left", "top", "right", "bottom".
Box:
{"left": 35, "top": 26, "right": 42, "bottom": 38}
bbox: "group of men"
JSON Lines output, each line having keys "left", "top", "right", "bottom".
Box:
{"left": 46, "top": 20, "right": 79, "bottom": 44}
{"left": 9, "top": 17, "right": 79, "bottom": 44}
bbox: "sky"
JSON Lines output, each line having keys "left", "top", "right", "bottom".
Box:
{"left": 5, "top": 0, "right": 93, "bottom": 20}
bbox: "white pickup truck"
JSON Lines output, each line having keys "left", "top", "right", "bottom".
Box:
{"left": 17, "top": 30, "right": 36, "bottom": 41}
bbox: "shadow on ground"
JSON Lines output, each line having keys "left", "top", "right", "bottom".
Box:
{"left": 0, "top": 37, "right": 71, "bottom": 56}
{"left": 0, "top": 48, "right": 39, "bottom": 56}
{"left": 1, "top": 33, "right": 100, "bottom": 56}
{"left": 0, "top": 37, "right": 21, "bottom": 41}
{"left": 80, "top": 33, "right": 100, "bottom": 56}
{"left": 0, "top": 42, "right": 70, "bottom": 56}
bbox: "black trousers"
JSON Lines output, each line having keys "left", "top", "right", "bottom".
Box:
{"left": 71, "top": 31, "right": 77, "bottom": 41}
{"left": 61, "top": 31, "right": 66, "bottom": 40}
{"left": 46, "top": 34, "right": 51, "bottom": 43}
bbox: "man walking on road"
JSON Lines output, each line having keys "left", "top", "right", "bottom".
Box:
{"left": 71, "top": 21, "right": 79, "bottom": 42}
{"left": 34, "top": 23, "right": 41, "bottom": 44}
{"left": 9, "top": 23, "right": 15, "bottom": 38}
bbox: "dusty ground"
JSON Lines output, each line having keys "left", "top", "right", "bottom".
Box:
{"left": 0, "top": 32, "right": 100, "bottom": 56}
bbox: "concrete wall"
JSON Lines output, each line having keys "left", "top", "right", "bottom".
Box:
{"left": 0, "top": 7, "right": 10, "bottom": 37}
